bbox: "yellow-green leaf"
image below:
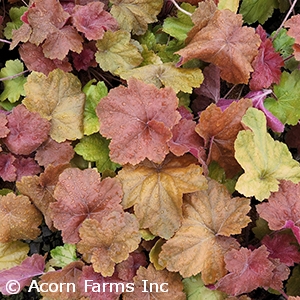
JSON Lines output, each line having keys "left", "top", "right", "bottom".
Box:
{"left": 218, "top": 0, "right": 239, "bottom": 12}
{"left": 234, "top": 107, "right": 300, "bottom": 200}
{"left": 0, "top": 241, "right": 29, "bottom": 271}
{"left": 23, "top": 69, "right": 85, "bottom": 142}
{"left": 95, "top": 30, "right": 143, "bottom": 75}
{"left": 110, "top": 0, "right": 163, "bottom": 35}
{"left": 120, "top": 62, "right": 204, "bottom": 93}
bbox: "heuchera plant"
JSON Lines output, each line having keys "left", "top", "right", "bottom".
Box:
{"left": 1, "top": 0, "right": 300, "bottom": 299}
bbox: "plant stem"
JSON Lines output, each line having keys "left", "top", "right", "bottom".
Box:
{"left": 272, "top": 0, "right": 298, "bottom": 40}
{"left": 168, "top": 0, "right": 192, "bottom": 16}
{"left": 0, "top": 39, "right": 11, "bottom": 45}
{"left": 0, "top": 70, "right": 29, "bottom": 81}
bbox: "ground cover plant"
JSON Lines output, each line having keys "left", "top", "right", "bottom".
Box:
{"left": 1, "top": 0, "right": 300, "bottom": 299}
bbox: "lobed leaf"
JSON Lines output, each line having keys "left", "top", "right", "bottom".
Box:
{"left": 3, "top": 104, "right": 50, "bottom": 155}
{"left": 120, "top": 62, "right": 204, "bottom": 93}
{"left": 50, "top": 168, "right": 123, "bottom": 243}
{"left": 95, "top": 30, "right": 143, "bottom": 75}
{"left": 0, "top": 241, "right": 29, "bottom": 271}
{"left": 0, "top": 59, "right": 27, "bottom": 103}
{"left": 23, "top": 69, "right": 85, "bottom": 142}
{"left": 234, "top": 107, "right": 300, "bottom": 200}
{"left": 77, "top": 212, "right": 141, "bottom": 276}
{"left": 117, "top": 154, "right": 207, "bottom": 238}
{"left": 284, "top": 14, "right": 300, "bottom": 61}
{"left": 196, "top": 98, "right": 252, "bottom": 178}
{"left": 177, "top": 9, "right": 260, "bottom": 84}
{"left": 97, "top": 78, "right": 181, "bottom": 165}
{"left": 110, "top": 0, "right": 163, "bottom": 35}
{"left": 0, "top": 193, "right": 43, "bottom": 242}
{"left": 0, "top": 254, "right": 45, "bottom": 295}
{"left": 122, "top": 263, "right": 186, "bottom": 300}
{"left": 159, "top": 180, "right": 250, "bottom": 284}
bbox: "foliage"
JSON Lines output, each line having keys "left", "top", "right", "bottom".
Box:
{"left": 1, "top": 0, "right": 300, "bottom": 299}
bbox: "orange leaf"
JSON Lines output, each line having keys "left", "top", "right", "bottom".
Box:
{"left": 17, "top": 164, "right": 70, "bottom": 230}
{"left": 177, "top": 9, "right": 260, "bottom": 84}
{"left": 0, "top": 193, "right": 43, "bottom": 242}
{"left": 123, "top": 263, "right": 186, "bottom": 300}
{"left": 195, "top": 98, "right": 252, "bottom": 178}
{"left": 159, "top": 180, "right": 250, "bottom": 284}
{"left": 77, "top": 211, "right": 141, "bottom": 277}
{"left": 117, "top": 154, "right": 207, "bottom": 239}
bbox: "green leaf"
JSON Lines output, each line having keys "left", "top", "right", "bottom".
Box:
{"left": 49, "top": 244, "right": 78, "bottom": 268}
{"left": 0, "top": 189, "right": 14, "bottom": 196}
{"left": 4, "top": 6, "right": 28, "bottom": 39}
{"left": 286, "top": 265, "right": 300, "bottom": 296}
{"left": 234, "top": 107, "right": 300, "bottom": 200}
{"left": 162, "top": 3, "right": 195, "bottom": 41}
{"left": 208, "top": 161, "right": 237, "bottom": 194}
{"left": 0, "top": 241, "right": 29, "bottom": 271}
{"left": 83, "top": 80, "right": 108, "bottom": 136}
{"left": 239, "top": 0, "right": 278, "bottom": 24}
{"left": 95, "top": 30, "right": 143, "bottom": 75}
{"left": 74, "top": 133, "right": 121, "bottom": 172}
{"left": 252, "top": 218, "right": 271, "bottom": 240}
{"left": 149, "top": 239, "right": 165, "bottom": 270}
{"left": 0, "top": 59, "right": 27, "bottom": 103}
{"left": 120, "top": 62, "right": 204, "bottom": 93}
{"left": 218, "top": 0, "right": 239, "bottom": 12}
{"left": 264, "top": 70, "right": 300, "bottom": 125}
{"left": 182, "top": 274, "right": 226, "bottom": 300}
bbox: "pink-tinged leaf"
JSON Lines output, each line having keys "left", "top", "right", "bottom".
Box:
{"left": 284, "top": 220, "right": 300, "bottom": 244}
{"left": 245, "top": 90, "right": 284, "bottom": 132}
{"left": 42, "top": 26, "right": 83, "bottom": 60}
{"left": 72, "top": 2, "right": 119, "bottom": 40}
{"left": 19, "top": 43, "right": 72, "bottom": 75}
{"left": 50, "top": 168, "right": 123, "bottom": 243}
{"left": 215, "top": 246, "right": 275, "bottom": 296}
{"left": 3, "top": 105, "right": 51, "bottom": 155}
{"left": 77, "top": 265, "right": 124, "bottom": 300}
{"left": 193, "top": 64, "right": 220, "bottom": 108}
{"left": 0, "top": 153, "right": 16, "bottom": 182}
{"left": 71, "top": 42, "right": 97, "bottom": 71}
{"left": 284, "top": 15, "right": 300, "bottom": 61}
{"left": 257, "top": 180, "right": 300, "bottom": 243}
{"left": 266, "top": 258, "right": 290, "bottom": 292}
{"left": 97, "top": 78, "right": 181, "bottom": 165}
{"left": 13, "top": 156, "right": 41, "bottom": 181}
{"left": 116, "top": 251, "right": 147, "bottom": 282}
{"left": 0, "top": 113, "right": 9, "bottom": 138}
{"left": 0, "top": 254, "right": 45, "bottom": 295}
{"left": 35, "top": 138, "right": 75, "bottom": 167}
{"left": 250, "top": 26, "right": 284, "bottom": 91}
{"left": 262, "top": 232, "right": 300, "bottom": 266}
{"left": 167, "top": 118, "right": 206, "bottom": 160}
{"left": 177, "top": 106, "right": 193, "bottom": 120}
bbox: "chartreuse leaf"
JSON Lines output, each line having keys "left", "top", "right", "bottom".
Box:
{"left": 95, "top": 30, "right": 143, "bottom": 75}
{"left": 82, "top": 80, "right": 108, "bottom": 135}
{"left": 23, "top": 69, "right": 85, "bottom": 143}
{"left": 0, "top": 59, "right": 27, "bottom": 103}
{"left": 234, "top": 107, "right": 300, "bottom": 201}
{"left": 264, "top": 70, "right": 300, "bottom": 125}
{"left": 239, "top": 0, "right": 278, "bottom": 24}
{"left": 163, "top": 3, "right": 195, "bottom": 41}
{"left": 183, "top": 274, "right": 227, "bottom": 300}
{"left": 120, "top": 62, "right": 204, "bottom": 93}
{"left": 48, "top": 244, "right": 78, "bottom": 268}
{"left": 4, "top": 6, "right": 28, "bottom": 39}
{"left": 149, "top": 239, "right": 165, "bottom": 270}
{"left": 110, "top": 0, "right": 163, "bottom": 35}
{"left": 0, "top": 241, "right": 29, "bottom": 271}
{"left": 74, "top": 133, "right": 121, "bottom": 172}
{"left": 218, "top": 0, "right": 239, "bottom": 12}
